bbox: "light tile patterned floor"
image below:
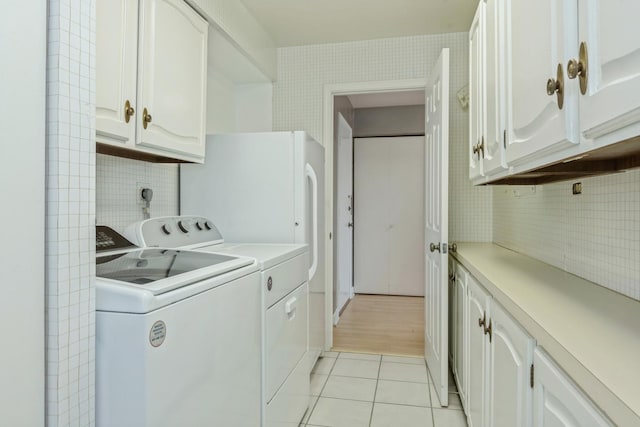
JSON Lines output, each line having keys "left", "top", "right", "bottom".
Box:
{"left": 302, "top": 352, "right": 468, "bottom": 427}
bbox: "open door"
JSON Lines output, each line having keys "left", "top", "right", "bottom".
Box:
{"left": 335, "top": 113, "right": 353, "bottom": 322}
{"left": 424, "top": 48, "right": 450, "bottom": 406}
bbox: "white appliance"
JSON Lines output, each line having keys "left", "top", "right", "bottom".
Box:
{"left": 125, "top": 216, "right": 312, "bottom": 427}
{"left": 94, "top": 226, "right": 262, "bottom": 427}
{"left": 180, "top": 131, "right": 326, "bottom": 364}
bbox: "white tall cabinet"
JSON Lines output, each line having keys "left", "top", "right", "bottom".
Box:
{"left": 97, "top": 0, "right": 208, "bottom": 162}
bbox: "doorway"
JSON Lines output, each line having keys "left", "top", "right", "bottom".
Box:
{"left": 328, "top": 86, "right": 427, "bottom": 357}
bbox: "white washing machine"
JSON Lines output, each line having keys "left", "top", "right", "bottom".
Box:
{"left": 125, "top": 216, "right": 312, "bottom": 427}
{"left": 95, "top": 226, "right": 262, "bottom": 427}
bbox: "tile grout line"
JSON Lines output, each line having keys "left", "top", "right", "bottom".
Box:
{"left": 305, "top": 352, "right": 340, "bottom": 426}
{"left": 367, "top": 354, "right": 382, "bottom": 427}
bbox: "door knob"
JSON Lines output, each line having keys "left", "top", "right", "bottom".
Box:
{"left": 429, "top": 242, "right": 440, "bottom": 253}
{"left": 347, "top": 222, "right": 353, "bottom": 228}
{"left": 450, "top": 243, "right": 457, "bottom": 253}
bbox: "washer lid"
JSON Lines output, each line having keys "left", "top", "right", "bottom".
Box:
{"left": 97, "top": 248, "right": 252, "bottom": 294}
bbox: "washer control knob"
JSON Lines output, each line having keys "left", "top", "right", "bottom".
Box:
{"left": 161, "top": 224, "right": 172, "bottom": 235}
{"left": 267, "top": 276, "right": 273, "bottom": 291}
{"left": 205, "top": 220, "right": 214, "bottom": 230}
{"left": 196, "top": 221, "right": 205, "bottom": 230}
{"left": 178, "top": 220, "right": 190, "bottom": 233}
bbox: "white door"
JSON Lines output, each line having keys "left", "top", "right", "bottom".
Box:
{"left": 507, "top": 0, "right": 580, "bottom": 166}
{"left": 578, "top": 0, "right": 640, "bottom": 141}
{"left": 335, "top": 113, "right": 353, "bottom": 320}
{"left": 96, "top": 0, "right": 138, "bottom": 147}
{"left": 354, "top": 137, "right": 425, "bottom": 296}
{"left": 137, "top": 0, "right": 208, "bottom": 158}
{"left": 424, "top": 48, "right": 449, "bottom": 407}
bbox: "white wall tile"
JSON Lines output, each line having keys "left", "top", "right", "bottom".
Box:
{"left": 46, "top": 0, "right": 95, "bottom": 425}
{"left": 273, "top": 33, "right": 492, "bottom": 242}
{"left": 493, "top": 169, "right": 640, "bottom": 301}
{"left": 96, "top": 154, "right": 179, "bottom": 233}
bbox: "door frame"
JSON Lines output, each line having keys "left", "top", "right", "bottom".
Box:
{"left": 322, "top": 78, "right": 427, "bottom": 350}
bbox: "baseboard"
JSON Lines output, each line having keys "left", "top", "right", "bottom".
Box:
{"left": 333, "top": 309, "right": 340, "bottom": 325}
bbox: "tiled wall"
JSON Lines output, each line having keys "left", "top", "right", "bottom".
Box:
{"left": 493, "top": 169, "right": 640, "bottom": 301}
{"left": 96, "top": 154, "right": 179, "bottom": 233}
{"left": 273, "top": 33, "right": 493, "bottom": 242}
{"left": 46, "top": 0, "right": 96, "bottom": 425}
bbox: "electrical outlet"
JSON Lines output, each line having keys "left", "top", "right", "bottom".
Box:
{"left": 136, "top": 182, "right": 151, "bottom": 204}
{"left": 572, "top": 182, "right": 582, "bottom": 195}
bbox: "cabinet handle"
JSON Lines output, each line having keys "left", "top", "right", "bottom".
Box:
{"left": 143, "top": 107, "right": 152, "bottom": 129}
{"left": 546, "top": 63, "right": 565, "bottom": 109}
{"left": 484, "top": 319, "right": 493, "bottom": 342}
{"left": 478, "top": 136, "right": 485, "bottom": 158}
{"left": 478, "top": 312, "right": 486, "bottom": 328}
{"left": 124, "top": 100, "right": 135, "bottom": 123}
{"left": 567, "top": 41, "right": 588, "bottom": 95}
{"left": 503, "top": 129, "right": 507, "bottom": 150}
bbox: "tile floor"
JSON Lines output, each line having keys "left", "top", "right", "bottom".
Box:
{"left": 301, "top": 352, "right": 468, "bottom": 427}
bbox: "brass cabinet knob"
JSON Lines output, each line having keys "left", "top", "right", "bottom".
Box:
{"left": 478, "top": 136, "right": 485, "bottom": 158}
{"left": 143, "top": 107, "right": 152, "bottom": 129}
{"left": 546, "top": 63, "right": 565, "bottom": 109}
{"left": 124, "top": 100, "right": 135, "bottom": 123}
{"left": 567, "top": 41, "right": 588, "bottom": 95}
{"left": 478, "top": 312, "right": 486, "bottom": 328}
{"left": 484, "top": 319, "right": 493, "bottom": 342}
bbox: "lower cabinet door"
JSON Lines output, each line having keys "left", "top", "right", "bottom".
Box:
{"left": 532, "top": 348, "right": 613, "bottom": 427}
{"left": 489, "top": 302, "right": 535, "bottom": 427}
{"left": 467, "top": 276, "right": 490, "bottom": 427}
{"left": 454, "top": 264, "right": 468, "bottom": 410}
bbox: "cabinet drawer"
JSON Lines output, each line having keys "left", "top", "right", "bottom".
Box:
{"left": 263, "top": 253, "right": 307, "bottom": 309}
{"left": 266, "top": 282, "right": 308, "bottom": 401}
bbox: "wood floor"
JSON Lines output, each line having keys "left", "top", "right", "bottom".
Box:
{"left": 332, "top": 294, "right": 425, "bottom": 357}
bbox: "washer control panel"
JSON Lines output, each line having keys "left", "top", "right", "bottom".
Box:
{"left": 128, "top": 216, "right": 224, "bottom": 248}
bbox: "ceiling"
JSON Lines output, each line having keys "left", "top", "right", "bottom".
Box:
{"left": 239, "top": 0, "right": 476, "bottom": 47}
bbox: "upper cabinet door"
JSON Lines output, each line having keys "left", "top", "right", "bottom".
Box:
{"left": 137, "top": 0, "right": 208, "bottom": 159}
{"left": 469, "top": 2, "right": 485, "bottom": 181}
{"left": 507, "top": 0, "right": 580, "bottom": 166}
{"left": 481, "top": 0, "right": 507, "bottom": 175}
{"left": 96, "top": 0, "right": 138, "bottom": 146}
{"left": 577, "top": 0, "right": 640, "bottom": 143}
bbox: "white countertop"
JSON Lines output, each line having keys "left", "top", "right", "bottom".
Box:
{"left": 451, "top": 243, "right": 640, "bottom": 427}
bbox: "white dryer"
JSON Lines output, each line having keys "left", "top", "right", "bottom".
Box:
{"left": 95, "top": 226, "right": 262, "bottom": 427}
{"left": 125, "top": 216, "right": 312, "bottom": 427}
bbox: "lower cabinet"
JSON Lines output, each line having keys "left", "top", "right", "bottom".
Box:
{"left": 451, "top": 256, "right": 611, "bottom": 427}
{"left": 532, "top": 349, "right": 613, "bottom": 427}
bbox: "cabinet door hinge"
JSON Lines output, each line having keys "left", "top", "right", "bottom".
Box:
{"left": 530, "top": 363, "right": 534, "bottom": 388}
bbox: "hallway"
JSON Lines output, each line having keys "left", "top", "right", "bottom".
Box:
{"left": 332, "top": 294, "right": 424, "bottom": 356}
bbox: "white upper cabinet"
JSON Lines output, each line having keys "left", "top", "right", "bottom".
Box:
{"left": 506, "top": 0, "right": 580, "bottom": 166}
{"left": 469, "top": 0, "right": 508, "bottom": 184}
{"left": 97, "top": 0, "right": 208, "bottom": 162}
{"left": 576, "top": 0, "right": 640, "bottom": 144}
{"left": 96, "top": 0, "right": 138, "bottom": 147}
{"left": 469, "top": 2, "right": 485, "bottom": 181}
{"left": 137, "top": 0, "right": 208, "bottom": 159}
